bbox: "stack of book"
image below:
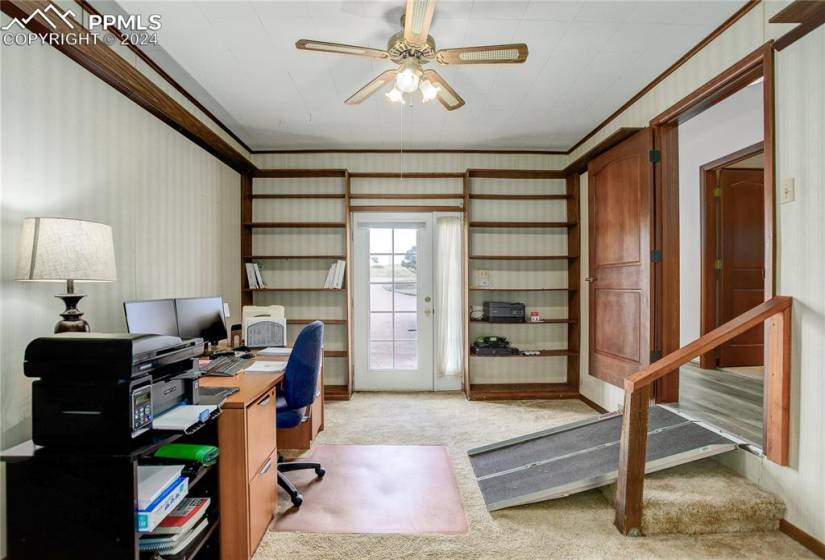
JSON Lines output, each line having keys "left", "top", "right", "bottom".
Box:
{"left": 139, "top": 497, "right": 211, "bottom": 555}
{"left": 136, "top": 465, "right": 189, "bottom": 532}
{"left": 245, "top": 262, "right": 266, "bottom": 289}
{"left": 324, "top": 259, "right": 346, "bottom": 289}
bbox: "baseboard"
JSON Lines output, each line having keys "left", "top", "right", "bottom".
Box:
{"left": 780, "top": 519, "right": 825, "bottom": 558}
{"left": 578, "top": 395, "right": 609, "bottom": 414}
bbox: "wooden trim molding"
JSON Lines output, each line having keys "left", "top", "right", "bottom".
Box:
{"left": 254, "top": 169, "right": 347, "bottom": 178}
{"left": 780, "top": 519, "right": 825, "bottom": 559}
{"left": 650, "top": 42, "right": 776, "bottom": 403}
{"left": 564, "top": 128, "right": 642, "bottom": 175}
{"left": 773, "top": 1, "right": 825, "bottom": 51}
{"left": 250, "top": 148, "right": 567, "bottom": 155}
{"left": 698, "top": 142, "right": 765, "bottom": 369}
{"left": 567, "top": 1, "right": 761, "bottom": 156}
{"left": 0, "top": 0, "right": 254, "bottom": 173}
{"left": 75, "top": 0, "right": 253, "bottom": 154}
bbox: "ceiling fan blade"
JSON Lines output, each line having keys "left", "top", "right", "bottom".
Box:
{"left": 422, "top": 69, "right": 465, "bottom": 111}
{"left": 404, "top": 0, "right": 437, "bottom": 46}
{"left": 296, "top": 39, "right": 388, "bottom": 59}
{"left": 345, "top": 70, "right": 398, "bottom": 105}
{"left": 436, "top": 43, "right": 528, "bottom": 65}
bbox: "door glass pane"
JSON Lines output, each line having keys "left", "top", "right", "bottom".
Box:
{"left": 394, "top": 283, "right": 417, "bottom": 311}
{"left": 394, "top": 229, "right": 416, "bottom": 254}
{"left": 369, "top": 228, "right": 393, "bottom": 253}
{"left": 394, "top": 313, "right": 417, "bottom": 341}
{"left": 370, "top": 313, "right": 393, "bottom": 341}
{"left": 394, "top": 341, "right": 417, "bottom": 369}
{"left": 369, "top": 255, "right": 392, "bottom": 282}
{"left": 369, "top": 284, "right": 392, "bottom": 311}
{"left": 369, "top": 342, "right": 393, "bottom": 369}
{"left": 394, "top": 254, "right": 416, "bottom": 282}
{"left": 367, "top": 227, "right": 420, "bottom": 371}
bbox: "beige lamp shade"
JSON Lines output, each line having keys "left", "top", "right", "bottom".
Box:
{"left": 16, "top": 217, "right": 117, "bottom": 282}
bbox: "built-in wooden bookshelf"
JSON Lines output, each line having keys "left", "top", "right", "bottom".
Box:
{"left": 464, "top": 169, "right": 580, "bottom": 401}
{"left": 241, "top": 166, "right": 580, "bottom": 402}
{"left": 242, "top": 168, "right": 353, "bottom": 400}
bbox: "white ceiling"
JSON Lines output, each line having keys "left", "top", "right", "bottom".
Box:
{"left": 113, "top": 1, "right": 747, "bottom": 151}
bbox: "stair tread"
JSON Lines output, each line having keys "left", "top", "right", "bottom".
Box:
{"left": 601, "top": 459, "right": 784, "bottom": 535}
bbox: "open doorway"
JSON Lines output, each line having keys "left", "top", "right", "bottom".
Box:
{"left": 667, "top": 80, "right": 770, "bottom": 449}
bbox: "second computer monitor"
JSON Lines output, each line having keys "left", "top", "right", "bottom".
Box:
{"left": 123, "top": 299, "right": 179, "bottom": 336}
{"left": 175, "top": 296, "right": 228, "bottom": 345}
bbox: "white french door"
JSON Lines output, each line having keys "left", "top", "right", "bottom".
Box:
{"left": 353, "top": 214, "right": 434, "bottom": 391}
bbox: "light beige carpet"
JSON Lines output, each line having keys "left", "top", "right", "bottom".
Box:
{"left": 255, "top": 393, "right": 814, "bottom": 559}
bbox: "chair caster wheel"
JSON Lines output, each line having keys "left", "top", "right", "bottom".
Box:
{"left": 315, "top": 467, "right": 326, "bottom": 478}
{"left": 291, "top": 494, "right": 303, "bottom": 507}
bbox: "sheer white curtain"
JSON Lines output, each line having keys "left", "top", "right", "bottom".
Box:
{"left": 435, "top": 216, "right": 463, "bottom": 377}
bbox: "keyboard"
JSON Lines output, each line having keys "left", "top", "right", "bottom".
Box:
{"left": 203, "top": 355, "right": 254, "bottom": 376}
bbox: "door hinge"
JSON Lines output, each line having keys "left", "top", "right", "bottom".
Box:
{"left": 650, "top": 350, "right": 663, "bottom": 362}
{"left": 649, "top": 149, "right": 661, "bottom": 163}
{"left": 651, "top": 249, "right": 662, "bottom": 263}
{"left": 713, "top": 186, "right": 721, "bottom": 197}
{"left": 715, "top": 259, "right": 723, "bottom": 270}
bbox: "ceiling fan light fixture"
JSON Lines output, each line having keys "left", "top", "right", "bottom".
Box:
{"left": 395, "top": 60, "right": 422, "bottom": 93}
{"left": 420, "top": 79, "right": 439, "bottom": 102}
{"left": 386, "top": 87, "right": 405, "bottom": 104}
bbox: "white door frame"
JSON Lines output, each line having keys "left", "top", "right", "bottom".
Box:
{"left": 352, "top": 213, "right": 435, "bottom": 391}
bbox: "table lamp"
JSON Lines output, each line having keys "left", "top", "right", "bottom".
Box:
{"left": 16, "top": 217, "right": 117, "bottom": 333}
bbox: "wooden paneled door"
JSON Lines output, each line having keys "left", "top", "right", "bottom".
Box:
{"left": 587, "top": 128, "right": 654, "bottom": 388}
{"left": 718, "top": 168, "right": 765, "bottom": 366}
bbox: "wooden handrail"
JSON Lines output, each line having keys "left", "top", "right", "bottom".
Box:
{"left": 625, "top": 296, "right": 792, "bottom": 391}
{"left": 614, "top": 295, "right": 792, "bottom": 536}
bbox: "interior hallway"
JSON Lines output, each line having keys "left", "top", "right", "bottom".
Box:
{"left": 671, "top": 363, "right": 764, "bottom": 447}
{"left": 257, "top": 393, "right": 811, "bottom": 560}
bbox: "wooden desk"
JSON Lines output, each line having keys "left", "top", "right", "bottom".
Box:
{"left": 201, "top": 372, "right": 283, "bottom": 560}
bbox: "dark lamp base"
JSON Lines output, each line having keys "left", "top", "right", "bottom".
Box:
{"left": 54, "top": 293, "right": 91, "bottom": 334}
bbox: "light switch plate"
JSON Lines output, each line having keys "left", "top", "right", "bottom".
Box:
{"left": 781, "top": 178, "right": 795, "bottom": 203}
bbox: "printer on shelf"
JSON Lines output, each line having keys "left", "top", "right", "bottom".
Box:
{"left": 483, "top": 301, "right": 526, "bottom": 323}
{"left": 24, "top": 333, "right": 204, "bottom": 447}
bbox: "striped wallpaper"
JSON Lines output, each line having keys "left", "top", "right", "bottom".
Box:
{"left": 0, "top": 24, "right": 241, "bottom": 544}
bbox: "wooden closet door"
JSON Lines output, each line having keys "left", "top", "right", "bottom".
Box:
{"left": 718, "top": 168, "right": 765, "bottom": 366}
{"left": 587, "top": 128, "right": 654, "bottom": 387}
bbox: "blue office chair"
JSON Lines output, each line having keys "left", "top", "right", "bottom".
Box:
{"left": 276, "top": 320, "right": 326, "bottom": 507}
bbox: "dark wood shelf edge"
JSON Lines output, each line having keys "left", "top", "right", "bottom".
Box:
{"left": 243, "top": 222, "right": 346, "bottom": 228}
{"left": 245, "top": 255, "right": 346, "bottom": 260}
{"left": 324, "top": 385, "right": 351, "bottom": 401}
{"left": 470, "top": 221, "right": 577, "bottom": 228}
{"left": 469, "top": 288, "right": 576, "bottom": 292}
{"left": 469, "top": 255, "right": 578, "bottom": 260}
{"left": 251, "top": 194, "right": 346, "bottom": 199}
{"left": 467, "top": 383, "right": 580, "bottom": 401}
{"left": 469, "top": 319, "right": 577, "bottom": 324}
{"left": 470, "top": 350, "right": 579, "bottom": 358}
{"left": 469, "top": 194, "right": 572, "bottom": 200}
{"left": 287, "top": 319, "right": 347, "bottom": 325}
{"left": 245, "top": 288, "right": 346, "bottom": 292}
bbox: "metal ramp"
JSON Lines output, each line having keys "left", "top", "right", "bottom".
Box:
{"left": 468, "top": 406, "right": 738, "bottom": 511}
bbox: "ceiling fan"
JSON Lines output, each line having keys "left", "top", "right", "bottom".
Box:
{"left": 295, "top": 0, "right": 528, "bottom": 111}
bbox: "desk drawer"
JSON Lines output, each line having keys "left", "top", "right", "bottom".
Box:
{"left": 247, "top": 388, "right": 276, "bottom": 480}
{"left": 248, "top": 450, "right": 277, "bottom": 557}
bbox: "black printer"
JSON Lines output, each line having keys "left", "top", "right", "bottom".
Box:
{"left": 24, "top": 333, "right": 204, "bottom": 447}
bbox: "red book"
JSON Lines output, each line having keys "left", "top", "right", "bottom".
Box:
{"left": 152, "top": 497, "right": 210, "bottom": 535}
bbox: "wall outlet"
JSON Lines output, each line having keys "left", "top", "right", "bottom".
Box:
{"left": 781, "top": 178, "right": 795, "bottom": 203}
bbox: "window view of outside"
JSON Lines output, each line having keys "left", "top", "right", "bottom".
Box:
{"left": 369, "top": 228, "right": 418, "bottom": 370}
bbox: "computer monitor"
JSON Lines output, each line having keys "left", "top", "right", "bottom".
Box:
{"left": 123, "top": 299, "right": 179, "bottom": 336}
{"left": 175, "top": 296, "right": 227, "bottom": 345}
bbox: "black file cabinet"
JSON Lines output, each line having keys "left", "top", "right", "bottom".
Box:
{"left": 1, "top": 419, "right": 220, "bottom": 560}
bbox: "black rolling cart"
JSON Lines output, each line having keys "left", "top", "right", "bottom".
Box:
{"left": 1, "top": 416, "right": 221, "bottom": 560}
